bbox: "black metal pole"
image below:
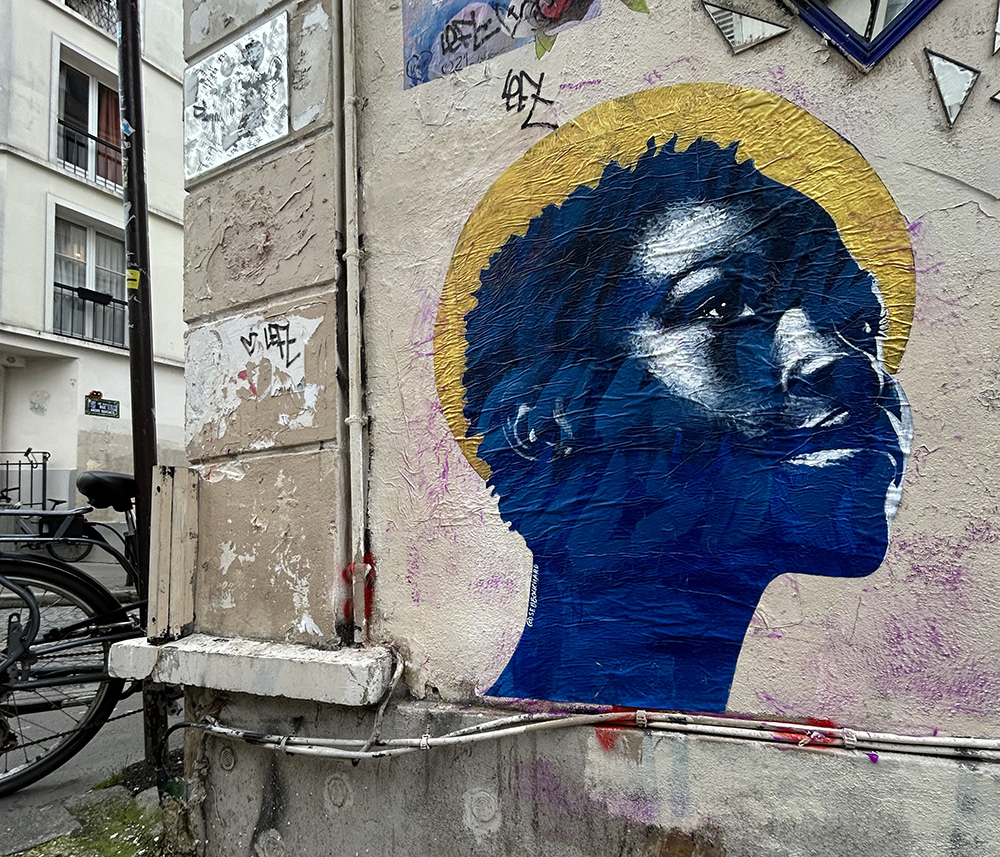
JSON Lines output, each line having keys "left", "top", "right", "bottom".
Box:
{"left": 117, "top": 0, "right": 155, "bottom": 596}
{"left": 117, "top": 0, "right": 166, "bottom": 767}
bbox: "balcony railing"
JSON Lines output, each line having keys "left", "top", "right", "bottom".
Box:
{"left": 53, "top": 283, "right": 127, "bottom": 348}
{"left": 64, "top": 0, "right": 116, "bottom": 34}
{"left": 57, "top": 120, "right": 122, "bottom": 189}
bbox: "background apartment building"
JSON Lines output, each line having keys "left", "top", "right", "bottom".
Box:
{"left": 0, "top": 0, "right": 184, "bottom": 504}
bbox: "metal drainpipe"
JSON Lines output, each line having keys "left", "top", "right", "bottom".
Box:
{"left": 339, "top": 0, "right": 368, "bottom": 645}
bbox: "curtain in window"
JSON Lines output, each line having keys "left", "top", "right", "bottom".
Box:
{"left": 97, "top": 84, "right": 122, "bottom": 184}
{"left": 54, "top": 218, "right": 87, "bottom": 337}
{"left": 94, "top": 233, "right": 125, "bottom": 299}
{"left": 94, "top": 232, "right": 126, "bottom": 344}
{"left": 54, "top": 219, "right": 87, "bottom": 288}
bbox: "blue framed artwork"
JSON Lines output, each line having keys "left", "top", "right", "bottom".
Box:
{"left": 788, "top": 0, "right": 946, "bottom": 70}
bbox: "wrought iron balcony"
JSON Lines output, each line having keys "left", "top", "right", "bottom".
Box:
{"left": 57, "top": 120, "right": 122, "bottom": 190}
{"left": 53, "top": 283, "right": 127, "bottom": 348}
{"left": 64, "top": 0, "right": 116, "bottom": 35}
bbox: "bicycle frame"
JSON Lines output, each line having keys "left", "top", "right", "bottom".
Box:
{"left": 0, "top": 571, "right": 131, "bottom": 707}
{"left": 0, "top": 562, "right": 143, "bottom": 713}
{"left": 0, "top": 468, "right": 149, "bottom": 795}
{"left": 0, "top": 508, "right": 141, "bottom": 590}
{"left": 0, "top": 576, "right": 40, "bottom": 671}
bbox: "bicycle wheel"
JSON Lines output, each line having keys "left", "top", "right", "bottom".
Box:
{"left": 43, "top": 519, "right": 98, "bottom": 564}
{"left": 0, "top": 560, "right": 130, "bottom": 796}
{"left": 46, "top": 538, "right": 94, "bottom": 564}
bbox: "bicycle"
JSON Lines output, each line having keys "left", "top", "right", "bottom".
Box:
{"left": 0, "top": 471, "right": 145, "bottom": 797}
{"left": 0, "top": 449, "right": 108, "bottom": 564}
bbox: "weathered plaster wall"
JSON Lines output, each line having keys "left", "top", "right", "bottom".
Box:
{"left": 1, "top": 355, "right": 79, "bottom": 467}
{"left": 192, "top": 692, "right": 1000, "bottom": 857}
{"left": 183, "top": 0, "right": 352, "bottom": 645}
{"left": 357, "top": 0, "right": 1000, "bottom": 735}
{"left": 177, "top": 1, "right": 1000, "bottom": 854}
{"left": 195, "top": 447, "right": 350, "bottom": 643}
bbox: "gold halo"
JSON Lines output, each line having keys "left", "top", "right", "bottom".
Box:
{"left": 434, "top": 84, "right": 916, "bottom": 480}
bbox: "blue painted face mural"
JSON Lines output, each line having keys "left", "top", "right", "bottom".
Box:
{"left": 461, "top": 135, "right": 912, "bottom": 711}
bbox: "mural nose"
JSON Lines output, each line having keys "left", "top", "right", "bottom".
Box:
{"left": 772, "top": 307, "right": 845, "bottom": 395}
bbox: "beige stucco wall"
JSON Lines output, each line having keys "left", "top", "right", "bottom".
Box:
{"left": 171, "top": 2, "right": 1000, "bottom": 854}
{"left": 182, "top": 0, "right": 353, "bottom": 645}
{"left": 355, "top": 0, "right": 1000, "bottom": 736}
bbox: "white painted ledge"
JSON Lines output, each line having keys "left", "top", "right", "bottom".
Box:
{"left": 110, "top": 634, "right": 394, "bottom": 707}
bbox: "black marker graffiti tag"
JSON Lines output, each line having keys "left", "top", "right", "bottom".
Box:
{"left": 502, "top": 69, "right": 558, "bottom": 131}
{"left": 440, "top": 9, "right": 502, "bottom": 55}
{"left": 492, "top": 0, "right": 545, "bottom": 38}
{"left": 240, "top": 321, "right": 300, "bottom": 369}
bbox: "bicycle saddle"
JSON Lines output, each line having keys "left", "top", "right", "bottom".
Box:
{"left": 76, "top": 471, "right": 136, "bottom": 512}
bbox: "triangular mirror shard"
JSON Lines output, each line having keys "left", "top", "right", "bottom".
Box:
{"left": 926, "top": 50, "right": 981, "bottom": 127}
{"left": 703, "top": 3, "right": 789, "bottom": 53}
{"left": 994, "top": 0, "right": 1000, "bottom": 55}
{"left": 992, "top": 88, "right": 1000, "bottom": 105}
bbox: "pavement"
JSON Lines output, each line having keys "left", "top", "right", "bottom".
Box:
{"left": 0, "top": 552, "right": 159, "bottom": 855}
{"left": 73, "top": 552, "right": 135, "bottom": 599}
{"left": 0, "top": 695, "right": 147, "bottom": 854}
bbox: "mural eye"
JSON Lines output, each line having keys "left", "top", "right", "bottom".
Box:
{"left": 694, "top": 293, "right": 742, "bottom": 324}
{"left": 838, "top": 308, "right": 883, "bottom": 347}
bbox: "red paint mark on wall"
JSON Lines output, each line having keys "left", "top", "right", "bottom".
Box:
{"left": 595, "top": 708, "right": 642, "bottom": 752}
{"left": 342, "top": 552, "right": 376, "bottom": 626}
{"left": 237, "top": 370, "right": 258, "bottom": 398}
{"left": 595, "top": 726, "right": 620, "bottom": 752}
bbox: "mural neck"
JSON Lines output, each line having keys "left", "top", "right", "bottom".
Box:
{"left": 488, "top": 555, "right": 763, "bottom": 712}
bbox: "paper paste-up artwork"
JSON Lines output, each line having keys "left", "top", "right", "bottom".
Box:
{"left": 403, "top": 0, "right": 601, "bottom": 89}
{"left": 435, "top": 85, "right": 916, "bottom": 712}
{"left": 183, "top": 12, "right": 289, "bottom": 180}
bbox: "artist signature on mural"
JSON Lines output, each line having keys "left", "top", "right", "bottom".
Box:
{"left": 502, "top": 69, "right": 558, "bottom": 130}
{"left": 525, "top": 564, "right": 539, "bottom": 626}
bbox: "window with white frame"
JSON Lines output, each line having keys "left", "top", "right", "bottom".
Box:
{"left": 57, "top": 56, "right": 122, "bottom": 189}
{"left": 52, "top": 215, "right": 127, "bottom": 347}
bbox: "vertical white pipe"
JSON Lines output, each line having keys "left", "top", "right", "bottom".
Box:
{"left": 340, "top": 0, "right": 367, "bottom": 644}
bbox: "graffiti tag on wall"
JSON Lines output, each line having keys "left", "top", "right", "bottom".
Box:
{"left": 502, "top": 69, "right": 557, "bottom": 129}
{"left": 240, "top": 321, "right": 302, "bottom": 370}
{"left": 184, "top": 12, "right": 289, "bottom": 180}
{"left": 187, "top": 311, "right": 324, "bottom": 445}
{"left": 434, "top": 85, "right": 918, "bottom": 712}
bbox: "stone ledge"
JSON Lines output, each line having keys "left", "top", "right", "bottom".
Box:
{"left": 109, "top": 635, "right": 394, "bottom": 707}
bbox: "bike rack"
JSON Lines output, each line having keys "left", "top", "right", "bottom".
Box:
{"left": 0, "top": 449, "right": 49, "bottom": 507}
{"left": 0, "top": 450, "right": 50, "bottom": 536}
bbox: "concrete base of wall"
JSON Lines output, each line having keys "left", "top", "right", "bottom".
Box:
{"left": 180, "top": 692, "right": 1000, "bottom": 857}
{"left": 111, "top": 636, "right": 394, "bottom": 707}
